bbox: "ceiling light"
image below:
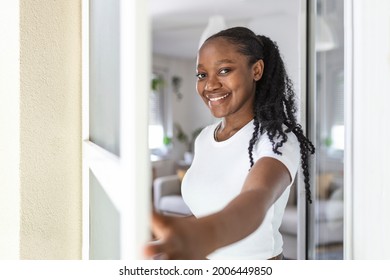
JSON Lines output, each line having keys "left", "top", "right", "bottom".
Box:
{"left": 198, "top": 15, "right": 227, "bottom": 49}
{"left": 316, "top": 15, "right": 336, "bottom": 52}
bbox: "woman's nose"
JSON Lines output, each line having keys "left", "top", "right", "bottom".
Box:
{"left": 204, "top": 76, "right": 222, "bottom": 91}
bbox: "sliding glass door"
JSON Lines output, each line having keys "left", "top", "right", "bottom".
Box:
{"left": 307, "top": 0, "right": 344, "bottom": 260}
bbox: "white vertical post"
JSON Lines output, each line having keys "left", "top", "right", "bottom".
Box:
{"left": 119, "top": 0, "right": 151, "bottom": 259}
{"left": 345, "top": 0, "right": 390, "bottom": 259}
{"left": 297, "top": 0, "right": 308, "bottom": 260}
{"left": 343, "top": 0, "right": 354, "bottom": 261}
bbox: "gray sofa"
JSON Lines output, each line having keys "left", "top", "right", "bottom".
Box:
{"left": 153, "top": 175, "right": 192, "bottom": 216}
{"left": 280, "top": 175, "right": 344, "bottom": 259}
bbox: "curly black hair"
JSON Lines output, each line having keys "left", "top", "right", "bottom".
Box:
{"left": 206, "top": 27, "right": 315, "bottom": 203}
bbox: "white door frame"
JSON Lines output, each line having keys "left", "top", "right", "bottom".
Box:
{"left": 297, "top": 0, "right": 310, "bottom": 260}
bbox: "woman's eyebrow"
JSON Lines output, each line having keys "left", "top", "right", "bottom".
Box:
{"left": 215, "top": 58, "right": 236, "bottom": 65}
{"left": 197, "top": 59, "right": 236, "bottom": 69}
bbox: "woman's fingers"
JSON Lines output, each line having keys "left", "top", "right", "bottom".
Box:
{"left": 146, "top": 211, "right": 201, "bottom": 259}
{"left": 144, "top": 239, "right": 168, "bottom": 260}
{"left": 150, "top": 211, "right": 170, "bottom": 239}
{"left": 145, "top": 212, "right": 175, "bottom": 259}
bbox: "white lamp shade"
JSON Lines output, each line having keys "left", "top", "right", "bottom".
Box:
{"left": 316, "top": 15, "right": 337, "bottom": 52}
{"left": 198, "top": 15, "right": 227, "bottom": 49}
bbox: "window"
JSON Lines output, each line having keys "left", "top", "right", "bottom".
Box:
{"left": 149, "top": 71, "right": 169, "bottom": 152}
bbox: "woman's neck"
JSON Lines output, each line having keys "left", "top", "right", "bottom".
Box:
{"left": 216, "top": 114, "right": 254, "bottom": 141}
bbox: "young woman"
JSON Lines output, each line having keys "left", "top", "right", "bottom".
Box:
{"left": 145, "top": 27, "right": 315, "bottom": 260}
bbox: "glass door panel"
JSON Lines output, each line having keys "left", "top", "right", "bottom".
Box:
{"left": 89, "top": 0, "right": 120, "bottom": 156}
{"left": 308, "top": 0, "right": 344, "bottom": 260}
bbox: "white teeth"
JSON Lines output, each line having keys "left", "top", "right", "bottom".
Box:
{"left": 208, "top": 93, "right": 230, "bottom": 102}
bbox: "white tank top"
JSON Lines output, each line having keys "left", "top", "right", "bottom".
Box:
{"left": 181, "top": 120, "right": 299, "bottom": 259}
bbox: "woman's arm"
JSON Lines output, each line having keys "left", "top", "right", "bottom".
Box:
{"left": 144, "top": 156, "right": 291, "bottom": 259}
{"left": 203, "top": 156, "right": 291, "bottom": 250}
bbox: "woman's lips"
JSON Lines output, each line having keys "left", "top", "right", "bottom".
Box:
{"left": 206, "top": 93, "right": 231, "bottom": 108}
{"left": 206, "top": 93, "right": 230, "bottom": 102}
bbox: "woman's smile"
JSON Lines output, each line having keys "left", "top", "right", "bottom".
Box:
{"left": 206, "top": 92, "right": 231, "bottom": 106}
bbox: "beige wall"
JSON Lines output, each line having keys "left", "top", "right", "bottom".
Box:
{"left": 19, "top": 0, "right": 82, "bottom": 259}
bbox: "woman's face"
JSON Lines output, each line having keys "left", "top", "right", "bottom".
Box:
{"left": 196, "top": 37, "right": 263, "bottom": 120}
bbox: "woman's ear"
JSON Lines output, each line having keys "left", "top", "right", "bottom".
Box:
{"left": 253, "top": 59, "right": 264, "bottom": 81}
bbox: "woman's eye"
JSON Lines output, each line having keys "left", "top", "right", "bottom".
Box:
{"left": 196, "top": 73, "right": 206, "bottom": 80}
{"left": 219, "top": 68, "right": 230, "bottom": 75}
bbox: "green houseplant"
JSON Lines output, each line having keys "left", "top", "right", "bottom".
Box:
{"left": 174, "top": 123, "right": 203, "bottom": 153}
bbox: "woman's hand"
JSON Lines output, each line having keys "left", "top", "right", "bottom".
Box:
{"left": 144, "top": 212, "right": 214, "bottom": 260}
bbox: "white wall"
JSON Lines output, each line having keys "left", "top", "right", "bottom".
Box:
{"left": 345, "top": 0, "right": 390, "bottom": 259}
{"left": 249, "top": 12, "right": 301, "bottom": 103}
{"left": 0, "top": 0, "right": 20, "bottom": 260}
{"left": 153, "top": 54, "right": 214, "bottom": 162}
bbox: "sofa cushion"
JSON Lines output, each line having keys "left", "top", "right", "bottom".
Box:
{"left": 159, "top": 195, "right": 192, "bottom": 216}
{"left": 317, "top": 200, "right": 343, "bottom": 222}
{"left": 317, "top": 219, "right": 343, "bottom": 245}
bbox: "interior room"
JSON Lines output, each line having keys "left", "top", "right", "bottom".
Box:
{"left": 1, "top": 0, "right": 390, "bottom": 261}
{"left": 149, "top": 0, "right": 344, "bottom": 260}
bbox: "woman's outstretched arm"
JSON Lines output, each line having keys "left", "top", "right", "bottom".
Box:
{"left": 144, "top": 157, "right": 291, "bottom": 260}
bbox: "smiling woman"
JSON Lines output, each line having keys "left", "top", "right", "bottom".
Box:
{"left": 145, "top": 26, "right": 315, "bottom": 260}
